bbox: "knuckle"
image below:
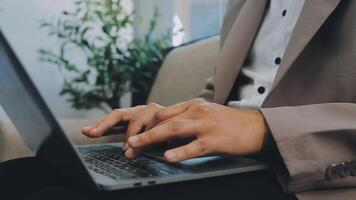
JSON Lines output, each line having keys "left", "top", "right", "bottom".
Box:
{"left": 130, "top": 105, "right": 146, "bottom": 113}
{"left": 147, "top": 102, "right": 160, "bottom": 109}
{"left": 111, "top": 109, "right": 124, "bottom": 119}
{"left": 128, "top": 116, "right": 137, "bottom": 123}
{"left": 196, "top": 140, "right": 207, "bottom": 153}
{"left": 142, "top": 132, "right": 153, "bottom": 143}
{"left": 107, "top": 115, "right": 119, "bottom": 125}
{"left": 136, "top": 105, "right": 146, "bottom": 109}
{"left": 113, "top": 108, "right": 121, "bottom": 112}
{"left": 98, "top": 121, "right": 110, "bottom": 130}
{"left": 188, "top": 98, "right": 205, "bottom": 106}
{"left": 129, "top": 116, "right": 142, "bottom": 125}
{"left": 153, "top": 110, "right": 164, "bottom": 122}
{"left": 112, "top": 108, "right": 123, "bottom": 114}
{"left": 167, "top": 120, "right": 182, "bottom": 133}
{"left": 93, "top": 120, "right": 101, "bottom": 126}
{"left": 194, "top": 103, "right": 212, "bottom": 113}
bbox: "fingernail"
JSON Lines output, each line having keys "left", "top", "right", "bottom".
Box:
{"left": 165, "top": 151, "right": 177, "bottom": 161}
{"left": 82, "top": 126, "right": 92, "bottom": 133}
{"left": 128, "top": 136, "right": 140, "bottom": 144}
{"left": 123, "top": 143, "right": 129, "bottom": 151}
{"left": 89, "top": 128, "right": 97, "bottom": 134}
{"left": 125, "top": 149, "right": 134, "bottom": 158}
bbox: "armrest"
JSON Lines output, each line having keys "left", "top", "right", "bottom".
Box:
{"left": 0, "top": 119, "right": 123, "bottom": 162}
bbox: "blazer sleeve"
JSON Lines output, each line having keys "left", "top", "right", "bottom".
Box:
{"left": 260, "top": 103, "right": 356, "bottom": 193}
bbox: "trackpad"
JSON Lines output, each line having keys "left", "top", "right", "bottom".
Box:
{"left": 180, "top": 156, "right": 264, "bottom": 172}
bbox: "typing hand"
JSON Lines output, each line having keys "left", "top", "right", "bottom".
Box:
{"left": 81, "top": 103, "right": 166, "bottom": 152}
{"left": 125, "top": 99, "right": 271, "bottom": 162}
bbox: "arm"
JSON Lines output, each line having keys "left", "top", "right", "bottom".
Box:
{"left": 261, "top": 103, "right": 356, "bottom": 193}
{"left": 194, "top": 76, "right": 356, "bottom": 193}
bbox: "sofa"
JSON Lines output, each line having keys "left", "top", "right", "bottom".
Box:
{"left": 0, "top": 36, "right": 219, "bottom": 162}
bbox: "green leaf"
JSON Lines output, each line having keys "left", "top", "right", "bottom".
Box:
{"left": 38, "top": 0, "right": 170, "bottom": 110}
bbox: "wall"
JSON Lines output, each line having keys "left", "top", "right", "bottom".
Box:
{"left": 0, "top": 0, "right": 132, "bottom": 120}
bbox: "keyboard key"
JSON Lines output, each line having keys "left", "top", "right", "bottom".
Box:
{"left": 77, "top": 145, "right": 179, "bottom": 180}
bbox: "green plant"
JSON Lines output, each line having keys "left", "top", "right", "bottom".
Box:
{"left": 39, "top": 0, "right": 170, "bottom": 112}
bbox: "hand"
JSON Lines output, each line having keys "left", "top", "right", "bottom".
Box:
{"left": 126, "top": 99, "right": 271, "bottom": 162}
{"left": 81, "top": 103, "right": 166, "bottom": 151}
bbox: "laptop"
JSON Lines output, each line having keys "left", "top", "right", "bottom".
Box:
{"left": 0, "top": 30, "right": 268, "bottom": 191}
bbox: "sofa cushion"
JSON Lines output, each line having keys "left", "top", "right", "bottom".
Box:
{"left": 0, "top": 120, "right": 33, "bottom": 162}
{"left": 148, "top": 36, "right": 220, "bottom": 106}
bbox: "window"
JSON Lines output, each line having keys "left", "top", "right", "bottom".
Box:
{"left": 134, "top": 0, "right": 228, "bottom": 46}
{"left": 0, "top": 0, "right": 228, "bottom": 118}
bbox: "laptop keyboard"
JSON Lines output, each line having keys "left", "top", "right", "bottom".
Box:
{"left": 77, "top": 145, "right": 181, "bottom": 180}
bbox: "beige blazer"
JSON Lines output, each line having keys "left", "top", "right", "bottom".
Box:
{"left": 200, "top": 0, "right": 356, "bottom": 199}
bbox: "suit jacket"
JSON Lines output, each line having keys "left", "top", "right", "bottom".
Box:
{"left": 200, "top": 0, "right": 356, "bottom": 199}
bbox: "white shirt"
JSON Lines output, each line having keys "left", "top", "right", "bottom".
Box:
{"left": 227, "top": 0, "right": 305, "bottom": 109}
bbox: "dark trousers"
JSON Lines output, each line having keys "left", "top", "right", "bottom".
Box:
{"left": 0, "top": 157, "right": 296, "bottom": 200}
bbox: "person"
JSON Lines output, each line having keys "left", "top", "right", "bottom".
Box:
{"left": 0, "top": 0, "right": 355, "bottom": 199}
{"left": 81, "top": 0, "right": 356, "bottom": 199}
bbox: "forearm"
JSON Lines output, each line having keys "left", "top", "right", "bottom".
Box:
{"left": 260, "top": 103, "right": 356, "bottom": 192}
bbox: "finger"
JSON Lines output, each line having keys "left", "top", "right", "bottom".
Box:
{"left": 128, "top": 119, "right": 200, "bottom": 149}
{"left": 103, "top": 122, "right": 129, "bottom": 136}
{"left": 88, "top": 108, "right": 138, "bottom": 137}
{"left": 146, "top": 111, "right": 196, "bottom": 148}
{"left": 123, "top": 143, "right": 130, "bottom": 151}
{"left": 83, "top": 105, "right": 146, "bottom": 137}
{"left": 124, "top": 119, "right": 147, "bottom": 150}
{"left": 81, "top": 118, "right": 104, "bottom": 136}
{"left": 149, "top": 107, "right": 197, "bottom": 131}
{"left": 124, "top": 104, "right": 162, "bottom": 149}
{"left": 124, "top": 115, "right": 147, "bottom": 150}
{"left": 145, "top": 102, "right": 188, "bottom": 130}
{"left": 124, "top": 148, "right": 140, "bottom": 159}
{"left": 164, "top": 139, "right": 212, "bottom": 162}
{"left": 125, "top": 112, "right": 153, "bottom": 141}
{"left": 146, "top": 99, "right": 204, "bottom": 130}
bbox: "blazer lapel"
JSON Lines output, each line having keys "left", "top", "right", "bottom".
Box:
{"left": 214, "top": 0, "right": 267, "bottom": 104}
{"left": 265, "top": 0, "right": 341, "bottom": 101}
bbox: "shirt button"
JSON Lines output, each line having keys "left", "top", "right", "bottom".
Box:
{"left": 275, "top": 57, "right": 282, "bottom": 65}
{"left": 258, "top": 87, "right": 266, "bottom": 94}
{"left": 282, "top": 9, "right": 287, "bottom": 17}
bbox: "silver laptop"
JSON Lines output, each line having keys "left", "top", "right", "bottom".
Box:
{"left": 0, "top": 30, "right": 268, "bottom": 191}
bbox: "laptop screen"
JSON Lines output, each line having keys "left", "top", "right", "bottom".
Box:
{"left": 0, "top": 30, "right": 59, "bottom": 152}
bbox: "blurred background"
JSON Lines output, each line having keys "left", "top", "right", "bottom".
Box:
{"left": 0, "top": 0, "right": 227, "bottom": 120}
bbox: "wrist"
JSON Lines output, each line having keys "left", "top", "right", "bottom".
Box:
{"left": 256, "top": 110, "right": 272, "bottom": 152}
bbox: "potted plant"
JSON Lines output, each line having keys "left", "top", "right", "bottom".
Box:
{"left": 39, "top": 0, "right": 170, "bottom": 113}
